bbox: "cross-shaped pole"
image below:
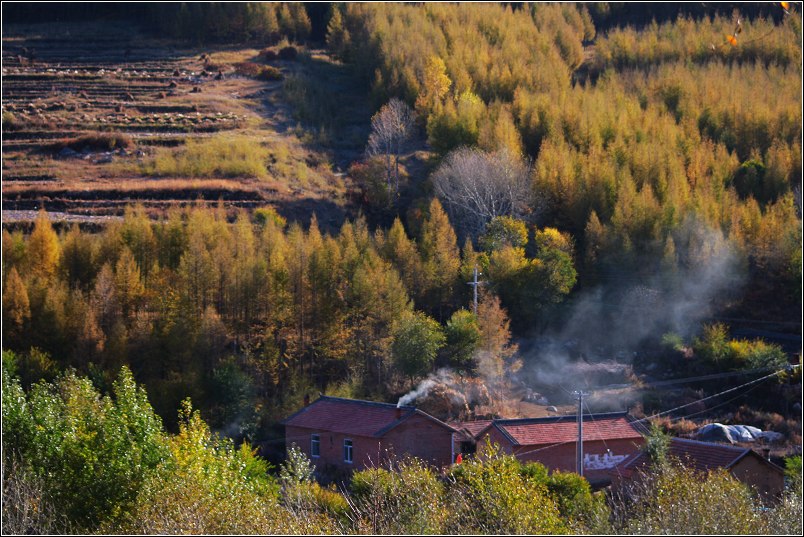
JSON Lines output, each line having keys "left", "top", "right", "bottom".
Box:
{"left": 466, "top": 265, "right": 484, "bottom": 315}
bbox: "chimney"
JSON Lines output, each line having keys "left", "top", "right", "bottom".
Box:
{"left": 396, "top": 407, "right": 402, "bottom": 420}
{"left": 761, "top": 447, "right": 771, "bottom": 461}
{"left": 303, "top": 394, "right": 310, "bottom": 407}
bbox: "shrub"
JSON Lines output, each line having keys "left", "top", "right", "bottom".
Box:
{"left": 51, "top": 133, "right": 135, "bottom": 153}
{"left": 143, "top": 134, "right": 269, "bottom": 179}
{"left": 233, "top": 62, "right": 282, "bottom": 81}
{"left": 446, "top": 442, "right": 567, "bottom": 534}
{"left": 260, "top": 48, "right": 278, "bottom": 62}
{"left": 614, "top": 461, "right": 768, "bottom": 534}
{"left": 2, "top": 111, "right": 19, "bottom": 130}
{"left": 257, "top": 65, "right": 283, "bottom": 81}
{"left": 112, "top": 402, "right": 324, "bottom": 535}
{"left": 233, "top": 61, "right": 262, "bottom": 77}
{"left": 349, "top": 458, "right": 447, "bottom": 534}
{"left": 1, "top": 367, "right": 169, "bottom": 530}
{"left": 278, "top": 46, "right": 298, "bottom": 61}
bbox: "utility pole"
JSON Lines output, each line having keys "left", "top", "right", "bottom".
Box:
{"left": 574, "top": 390, "right": 588, "bottom": 477}
{"left": 466, "top": 265, "right": 484, "bottom": 315}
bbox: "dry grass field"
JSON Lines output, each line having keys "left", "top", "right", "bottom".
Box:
{"left": 2, "top": 21, "right": 364, "bottom": 231}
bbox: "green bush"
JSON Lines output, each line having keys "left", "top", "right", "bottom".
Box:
{"left": 1, "top": 367, "right": 169, "bottom": 530}
{"left": 446, "top": 443, "right": 567, "bottom": 534}
{"left": 349, "top": 458, "right": 447, "bottom": 534}
{"left": 112, "top": 401, "right": 320, "bottom": 535}
{"left": 615, "top": 461, "right": 768, "bottom": 534}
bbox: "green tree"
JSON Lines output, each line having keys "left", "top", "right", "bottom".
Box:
{"left": 641, "top": 422, "right": 672, "bottom": 468}
{"left": 2, "top": 367, "right": 169, "bottom": 530}
{"left": 479, "top": 215, "right": 529, "bottom": 252}
{"left": 443, "top": 309, "right": 481, "bottom": 372}
{"left": 391, "top": 311, "right": 446, "bottom": 381}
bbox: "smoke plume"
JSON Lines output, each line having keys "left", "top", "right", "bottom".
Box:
{"left": 521, "top": 217, "right": 746, "bottom": 402}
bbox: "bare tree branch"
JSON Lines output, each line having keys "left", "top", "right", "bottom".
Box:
{"left": 366, "top": 98, "right": 417, "bottom": 198}
{"left": 432, "top": 147, "right": 533, "bottom": 240}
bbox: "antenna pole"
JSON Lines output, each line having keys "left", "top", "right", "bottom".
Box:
{"left": 467, "top": 265, "right": 482, "bottom": 315}
{"left": 574, "top": 390, "right": 588, "bottom": 476}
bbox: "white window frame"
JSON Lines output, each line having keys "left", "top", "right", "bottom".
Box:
{"left": 311, "top": 434, "right": 320, "bottom": 458}
{"left": 343, "top": 438, "right": 353, "bottom": 464}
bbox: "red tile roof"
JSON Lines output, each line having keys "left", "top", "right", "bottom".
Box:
{"left": 451, "top": 420, "right": 493, "bottom": 438}
{"left": 615, "top": 437, "right": 782, "bottom": 478}
{"left": 283, "top": 395, "right": 457, "bottom": 437}
{"left": 490, "top": 413, "right": 645, "bottom": 446}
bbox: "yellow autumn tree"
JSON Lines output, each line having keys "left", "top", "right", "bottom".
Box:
{"left": 415, "top": 55, "right": 451, "bottom": 117}
{"left": 3, "top": 267, "right": 31, "bottom": 345}
{"left": 26, "top": 209, "right": 61, "bottom": 283}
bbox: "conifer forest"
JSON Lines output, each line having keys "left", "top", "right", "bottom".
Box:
{"left": 1, "top": 3, "right": 802, "bottom": 534}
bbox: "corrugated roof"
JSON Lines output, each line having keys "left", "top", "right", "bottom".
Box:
{"left": 492, "top": 413, "right": 644, "bottom": 446}
{"left": 282, "top": 395, "right": 457, "bottom": 437}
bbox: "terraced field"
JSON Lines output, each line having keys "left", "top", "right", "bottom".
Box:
{"left": 2, "top": 21, "right": 361, "bottom": 230}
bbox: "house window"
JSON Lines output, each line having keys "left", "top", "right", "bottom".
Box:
{"left": 311, "top": 434, "right": 320, "bottom": 458}
{"left": 344, "top": 439, "right": 353, "bottom": 464}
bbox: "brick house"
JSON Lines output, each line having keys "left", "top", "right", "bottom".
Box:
{"left": 610, "top": 437, "right": 786, "bottom": 502}
{"left": 283, "top": 395, "right": 460, "bottom": 475}
{"left": 473, "top": 412, "right": 647, "bottom": 485}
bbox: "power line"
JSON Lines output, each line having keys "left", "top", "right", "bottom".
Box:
{"left": 590, "top": 365, "right": 784, "bottom": 392}
{"left": 631, "top": 365, "right": 798, "bottom": 426}
{"left": 483, "top": 364, "right": 798, "bottom": 461}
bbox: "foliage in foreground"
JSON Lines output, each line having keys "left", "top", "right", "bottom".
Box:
{"left": 2, "top": 364, "right": 801, "bottom": 534}
{"left": 611, "top": 459, "right": 802, "bottom": 535}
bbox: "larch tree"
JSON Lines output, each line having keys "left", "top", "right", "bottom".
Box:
{"left": 379, "top": 218, "right": 423, "bottom": 303}
{"left": 475, "top": 290, "right": 519, "bottom": 405}
{"left": 415, "top": 55, "right": 451, "bottom": 117}
{"left": 326, "top": 5, "right": 351, "bottom": 61}
{"left": 26, "top": 209, "right": 61, "bottom": 284}
{"left": 114, "top": 247, "right": 146, "bottom": 322}
{"left": 59, "top": 225, "right": 98, "bottom": 292}
{"left": 3, "top": 267, "right": 30, "bottom": 347}
{"left": 419, "top": 198, "right": 460, "bottom": 316}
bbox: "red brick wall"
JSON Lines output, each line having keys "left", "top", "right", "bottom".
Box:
{"left": 286, "top": 417, "right": 455, "bottom": 473}
{"left": 286, "top": 425, "right": 383, "bottom": 472}
{"left": 382, "top": 414, "right": 455, "bottom": 467}
{"left": 731, "top": 455, "right": 785, "bottom": 502}
{"left": 478, "top": 429, "right": 644, "bottom": 480}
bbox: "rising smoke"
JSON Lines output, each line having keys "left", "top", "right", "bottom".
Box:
{"left": 396, "top": 218, "right": 746, "bottom": 413}
{"left": 397, "top": 370, "right": 449, "bottom": 407}
{"left": 521, "top": 216, "right": 746, "bottom": 399}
